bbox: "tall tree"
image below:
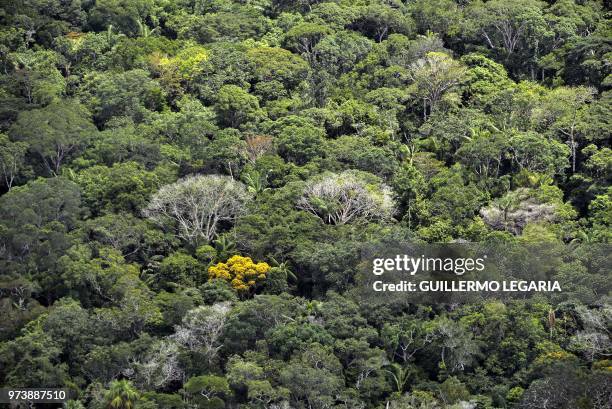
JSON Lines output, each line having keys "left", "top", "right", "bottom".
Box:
{"left": 144, "top": 175, "right": 251, "bottom": 244}
{"left": 9, "top": 100, "right": 96, "bottom": 175}
{"left": 0, "top": 134, "right": 27, "bottom": 190}
{"left": 533, "top": 86, "right": 596, "bottom": 173}
{"left": 408, "top": 52, "right": 466, "bottom": 119}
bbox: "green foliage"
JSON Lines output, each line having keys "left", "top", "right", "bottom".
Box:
{"left": 75, "top": 161, "right": 159, "bottom": 216}
{"left": 0, "top": 1, "right": 609, "bottom": 408}
{"left": 215, "top": 84, "right": 261, "bottom": 128}
{"left": 104, "top": 379, "right": 140, "bottom": 409}
{"left": 80, "top": 69, "right": 165, "bottom": 126}
{"left": 9, "top": 100, "right": 97, "bottom": 175}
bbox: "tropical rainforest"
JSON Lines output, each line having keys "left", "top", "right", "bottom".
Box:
{"left": 0, "top": 0, "right": 610, "bottom": 408}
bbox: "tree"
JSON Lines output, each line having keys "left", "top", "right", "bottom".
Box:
{"left": 75, "top": 161, "right": 159, "bottom": 216}
{"left": 199, "top": 128, "right": 248, "bottom": 176}
{"left": 195, "top": 8, "right": 270, "bottom": 43}
{"left": 284, "top": 22, "right": 331, "bottom": 64}
{"left": 430, "top": 317, "right": 480, "bottom": 372}
{"left": 9, "top": 100, "right": 96, "bottom": 175}
{"left": 183, "top": 375, "right": 230, "bottom": 406}
{"left": 244, "top": 135, "right": 273, "bottom": 164}
{"left": 208, "top": 255, "right": 270, "bottom": 295}
{"left": 0, "top": 134, "right": 27, "bottom": 190}
{"left": 171, "top": 303, "right": 231, "bottom": 366}
{"left": 456, "top": 130, "right": 508, "bottom": 180}
{"left": 267, "top": 322, "right": 334, "bottom": 359}
{"left": 568, "top": 305, "right": 611, "bottom": 362}
{"left": 7, "top": 50, "right": 66, "bottom": 105}
{"left": 297, "top": 170, "right": 395, "bottom": 225}
{"left": 275, "top": 123, "right": 325, "bottom": 165}
{"left": 350, "top": 4, "right": 413, "bottom": 43}
{"left": 215, "top": 84, "right": 261, "bottom": 128}
{"left": 80, "top": 69, "right": 165, "bottom": 126}
{"left": 533, "top": 86, "right": 596, "bottom": 173}
{"left": 0, "top": 317, "right": 70, "bottom": 387}
{"left": 323, "top": 134, "right": 398, "bottom": 177}
{"left": 508, "top": 131, "right": 570, "bottom": 176}
{"left": 155, "top": 252, "right": 205, "bottom": 289}
{"left": 134, "top": 340, "right": 184, "bottom": 390}
{"left": 42, "top": 298, "right": 98, "bottom": 369}
{"left": 105, "top": 380, "right": 140, "bottom": 409}
{"left": 81, "top": 212, "right": 169, "bottom": 261}
{"left": 89, "top": 0, "right": 154, "bottom": 37}
{"left": 313, "top": 31, "right": 374, "bottom": 77}
{"left": 382, "top": 318, "right": 434, "bottom": 364}
{"left": 247, "top": 379, "right": 290, "bottom": 408}
{"left": 144, "top": 175, "right": 251, "bottom": 244}
{"left": 391, "top": 164, "right": 428, "bottom": 228}
{"left": 461, "top": 53, "right": 513, "bottom": 106}
{"left": 408, "top": 52, "right": 466, "bottom": 119}
{"left": 481, "top": 189, "right": 552, "bottom": 235}
{"left": 409, "top": 0, "right": 462, "bottom": 37}
{"left": 438, "top": 376, "right": 470, "bottom": 405}
{"left": 246, "top": 47, "right": 309, "bottom": 98}
{"left": 466, "top": 0, "right": 550, "bottom": 75}
{"left": 383, "top": 363, "right": 411, "bottom": 393}
{"left": 279, "top": 344, "right": 344, "bottom": 409}
{"left": 225, "top": 354, "right": 264, "bottom": 391}
{"left": 0, "top": 177, "right": 82, "bottom": 300}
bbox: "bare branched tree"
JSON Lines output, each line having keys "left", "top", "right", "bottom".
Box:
{"left": 134, "top": 340, "right": 184, "bottom": 389}
{"left": 480, "top": 188, "right": 558, "bottom": 235}
{"left": 568, "top": 305, "right": 611, "bottom": 362}
{"left": 244, "top": 135, "right": 273, "bottom": 163}
{"left": 297, "top": 171, "right": 395, "bottom": 225}
{"left": 171, "top": 303, "right": 232, "bottom": 366}
{"left": 144, "top": 175, "right": 250, "bottom": 244}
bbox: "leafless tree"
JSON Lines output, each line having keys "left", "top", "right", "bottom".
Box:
{"left": 569, "top": 305, "right": 611, "bottom": 362}
{"left": 480, "top": 188, "right": 558, "bottom": 235}
{"left": 144, "top": 175, "right": 251, "bottom": 244}
{"left": 298, "top": 171, "right": 395, "bottom": 225}
{"left": 134, "top": 340, "right": 184, "bottom": 389}
{"left": 244, "top": 135, "right": 273, "bottom": 163}
{"left": 171, "top": 303, "right": 232, "bottom": 365}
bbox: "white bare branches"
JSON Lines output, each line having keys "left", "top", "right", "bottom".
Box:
{"left": 569, "top": 305, "right": 611, "bottom": 362}
{"left": 133, "top": 340, "right": 184, "bottom": 389}
{"left": 480, "top": 188, "right": 558, "bottom": 235}
{"left": 297, "top": 171, "right": 395, "bottom": 225}
{"left": 171, "top": 303, "right": 232, "bottom": 365}
{"left": 143, "top": 175, "right": 250, "bottom": 244}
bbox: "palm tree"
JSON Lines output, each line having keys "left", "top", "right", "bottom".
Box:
{"left": 270, "top": 257, "right": 297, "bottom": 283}
{"left": 137, "top": 20, "right": 159, "bottom": 38}
{"left": 569, "top": 229, "right": 598, "bottom": 250}
{"left": 105, "top": 380, "right": 139, "bottom": 409}
{"left": 64, "top": 400, "right": 85, "bottom": 409}
{"left": 243, "top": 170, "right": 270, "bottom": 194}
{"left": 383, "top": 363, "right": 411, "bottom": 393}
{"left": 214, "top": 234, "right": 237, "bottom": 260}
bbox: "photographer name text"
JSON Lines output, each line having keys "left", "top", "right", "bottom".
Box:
{"left": 372, "top": 280, "right": 562, "bottom": 292}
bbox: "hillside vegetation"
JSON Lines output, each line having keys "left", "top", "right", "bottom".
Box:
{"left": 0, "top": 1, "right": 610, "bottom": 408}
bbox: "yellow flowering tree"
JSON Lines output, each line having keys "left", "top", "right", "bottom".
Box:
{"left": 150, "top": 44, "right": 209, "bottom": 94}
{"left": 208, "top": 255, "right": 270, "bottom": 294}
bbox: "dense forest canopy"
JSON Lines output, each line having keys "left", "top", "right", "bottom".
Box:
{"left": 0, "top": 0, "right": 610, "bottom": 408}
